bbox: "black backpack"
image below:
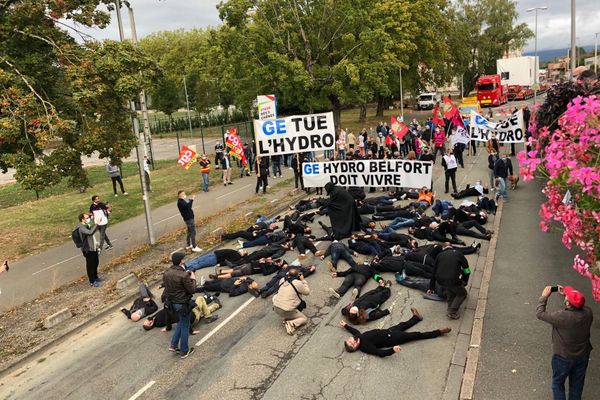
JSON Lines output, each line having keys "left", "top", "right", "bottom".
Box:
{"left": 71, "top": 227, "right": 84, "bottom": 248}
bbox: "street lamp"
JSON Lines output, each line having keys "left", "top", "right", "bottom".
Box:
{"left": 570, "top": 0, "right": 576, "bottom": 78}
{"left": 595, "top": 32, "right": 599, "bottom": 73}
{"left": 527, "top": 6, "right": 547, "bottom": 105}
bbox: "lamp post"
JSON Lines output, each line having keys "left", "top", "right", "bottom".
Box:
{"left": 570, "top": 0, "right": 576, "bottom": 77}
{"left": 399, "top": 67, "right": 404, "bottom": 121}
{"left": 595, "top": 32, "right": 598, "bottom": 73}
{"left": 527, "top": 6, "right": 547, "bottom": 105}
{"left": 114, "top": 0, "right": 155, "bottom": 245}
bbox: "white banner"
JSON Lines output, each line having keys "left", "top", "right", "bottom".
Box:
{"left": 254, "top": 112, "right": 335, "bottom": 156}
{"left": 469, "top": 110, "right": 525, "bottom": 143}
{"left": 302, "top": 159, "right": 433, "bottom": 189}
{"left": 257, "top": 94, "right": 277, "bottom": 120}
{"left": 451, "top": 126, "right": 471, "bottom": 146}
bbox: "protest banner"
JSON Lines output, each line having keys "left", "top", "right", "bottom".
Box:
{"left": 254, "top": 112, "right": 335, "bottom": 156}
{"left": 257, "top": 95, "right": 277, "bottom": 120}
{"left": 225, "top": 128, "right": 247, "bottom": 166}
{"left": 469, "top": 110, "right": 525, "bottom": 143}
{"left": 302, "top": 159, "right": 432, "bottom": 189}
{"left": 177, "top": 146, "right": 197, "bottom": 170}
{"left": 451, "top": 126, "right": 471, "bottom": 146}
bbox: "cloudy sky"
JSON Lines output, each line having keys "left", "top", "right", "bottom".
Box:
{"left": 74, "top": 0, "right": 599, "bottom": 51}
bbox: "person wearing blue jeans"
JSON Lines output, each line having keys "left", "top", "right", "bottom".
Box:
{"left": 185, "top": 249, "right": 245, "bottom": 271}
{"left": 320, "top": 241, "right": 359, "bottom": 271}
{"left": 536, "top": 285, "right": 593, "bottom": 400}
{"left": 163, "top": 252, "right": 196, "bottom": 359}
{"left": 493, "top": 153, "right": 513, "bottom": 202}
{"left": 432, "top": 200, "right": 454, "bottom": 219}
{"left": 386, "top": 216, "right": 417, "bottom": 230}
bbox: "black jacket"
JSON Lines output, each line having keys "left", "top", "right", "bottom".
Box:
{"left": 163, "top": 265, "right": 196, "bottom": 304}
{"left": 177, "top": 198, "right": 194, "bottom": 221}
{"left": 429, "top": 249, "right": 470, "bottom": 290}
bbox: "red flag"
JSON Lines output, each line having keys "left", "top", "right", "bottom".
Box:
{"left": 442, "top": 96, "right": 460, "bottom": 119}
{"left": 385, "top": 134, "right": 394, "bottom": 146}
{"left": 451, "top": 113, "right": 466, "bottom": 129}
{"left": 432, "top": 103, "right": 445, "bottom": 126}
{"left": 225, "top": 128, "right": 247, "bottom": 166}
{"left": 177, "top": 146, "right": 198, "bottom": 170}
{"left": 390, "top": 116, "right": 409, "bottom": 140}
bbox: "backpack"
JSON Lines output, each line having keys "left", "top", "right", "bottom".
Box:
{"left": 71, "top": 226, "right": 84, "bottom": 248}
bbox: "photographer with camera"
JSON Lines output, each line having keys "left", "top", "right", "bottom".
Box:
{"left": 272, "top": 268, "right": 310, "bottom": 335}
{"left": 536, "top": 285, "right": 593, "bottom": 400}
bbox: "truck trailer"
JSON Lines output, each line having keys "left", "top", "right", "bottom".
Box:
{"left": 496, "top": 56, "right": 537, "bottom": 87}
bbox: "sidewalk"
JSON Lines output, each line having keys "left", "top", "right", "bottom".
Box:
{"left": 473, "top": 179, "right": 600, "bottom": 399}
{"left": 0, "top": 167, "right": 292, "bottom": 312}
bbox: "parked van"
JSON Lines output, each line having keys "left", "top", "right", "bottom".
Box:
{"left": 416, "top": 92, "right": 441, "bottom": 110}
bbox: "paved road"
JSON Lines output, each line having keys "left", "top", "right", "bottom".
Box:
{"left": 0, "top": 167, "right": 291, "bottom": 313}
{"left": 473, "top": 179, "right": 600, "bottom": 399}
{"left": 0, "top": 148, "right": 494, "bottom": 400}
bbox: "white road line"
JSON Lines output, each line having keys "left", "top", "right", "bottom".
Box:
{"left": 211, "top": 227, "right": 223, "bottom": 234}
{"left": 127, "top": 380, "right": 156, "bottom": 400}
{"left": 32, "top": 255, "right": 80, "bottom": 276}
{"left": 195, "top": 297, "right": 255, "bottom": 347}
{"left": 154, "top": 214, "right": 180, "bottom": 225}
{"left": 216, "top": 184, "right": 252, "bottom": 200}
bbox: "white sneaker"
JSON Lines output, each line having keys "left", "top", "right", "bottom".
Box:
{"left": 114, "top": 194, "right": 118, "bottom": 197}
{"left": 200, "top": 275, "right": 206, "bottom": 286}
{"left": 191, "top": 246, "right": 203, "bottom": 253}
{"left": 123, "top": 192, "right": 129, "bottom": 196}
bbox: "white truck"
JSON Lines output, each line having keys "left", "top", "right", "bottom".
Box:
{"left": 496, "top": 56, "right": 538, "bottom": 87}
{"left": 416, "top": 92, "right": 441, "bottom": 110}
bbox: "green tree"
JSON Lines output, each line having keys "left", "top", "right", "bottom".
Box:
{"left": 450, "top": 0, "right": 533, "bottom": 96}
{"left": 149, "top": 76, "right": 182, "bottom": 130}
{"left": 0, "top": 0, "right": 158, "bottom": 194}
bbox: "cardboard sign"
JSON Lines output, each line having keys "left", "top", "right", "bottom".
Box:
{"left": 257, "top": 95, "right": 277, "bottom": 120}
{"left": 302, "top": 159, "right": 433, "bottom": 189}
{"left": 254, "top": 112, "right": 335, "bottom": 156}
{"left": 469, "top": 110, "right": 525, "bottom": 143}
{"left": 177, "top": 146, "right": 197, "bottom": 170}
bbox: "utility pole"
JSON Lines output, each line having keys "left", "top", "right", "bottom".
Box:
{"left": 399, "top": 67, "right": 404, "bottom": 121}
{"left": 114, "top": 0, "right": 155, "bottom": 245}
{"left": 527, "top": 6, "right": 547, "bottom": 105}
{"left": 570, "top": 0, "right": 576, "bottom": 77}
{"left": 595, "top": 32, "right": 598, "bottom": 73}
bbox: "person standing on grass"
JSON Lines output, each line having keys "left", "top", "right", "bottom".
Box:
{"left": 536, "top": 285, "right": 593, "bottom": 400}
{"left": 89, "top": 195, "right": 113, "bottom": 252}
{"left": 77, "top": 213, "right": 103, "bottom": 287}
{"left": 198, "top": 155, "right": 211, "bottom": 192}
{"left": 177, "top": 191, "right": 202, "bottom": 253}
{"left": 163, "top": 251, "right": 197, "bottom": 359}
{"left": 221, "top": 150, "right": 233, "bottom": 186}
{"left": 106, "top": 162, "right": 128, "bottom": 197}
{"left": 214, "top": 141, "right": 224, "bottom": 169}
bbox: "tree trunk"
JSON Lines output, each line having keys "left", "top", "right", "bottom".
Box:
{"left": 376, "top": 96, "right": 385, "bottom": 117}
{"left": 330, "top": 96, "right": 341, "bottom": 130}
{"left": 358, "top": 103, "right": 367, "bottom": 122}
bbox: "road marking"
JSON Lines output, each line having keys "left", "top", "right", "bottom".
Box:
{"left": 195, "top": 297, "right": 255, "bottom": 347}
{"left": 32, "top": 255, "right": 80, "bottom": 276}
{"left": 154, "top": 214, "right": 179, "bottom": 225}
{"left": 216, "top": 184, "right": 252, "bottom": 200}
{"left": 128, "top": 380, "right": 156, "bottom": 400}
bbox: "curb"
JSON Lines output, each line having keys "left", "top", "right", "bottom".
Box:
{"left": 459, "top": 201, "right": 504, "bottom": 400}
{"left": 0, "top": 188, "right": 307, "bottom": 379}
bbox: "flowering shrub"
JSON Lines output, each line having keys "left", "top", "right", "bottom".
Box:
{"left": 518, "top": 94, "right": 600, "bottom": 300}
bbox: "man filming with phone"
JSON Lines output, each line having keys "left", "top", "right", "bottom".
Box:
{"left": 272, "top": 268, "right": 309, "bottom": 336}
{"left": 536, "top": 285, "right": 593, "bottom": 400}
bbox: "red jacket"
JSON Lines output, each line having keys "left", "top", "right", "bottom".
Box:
{"left": 433, "top": 131, "right": 445, "bottom": 147}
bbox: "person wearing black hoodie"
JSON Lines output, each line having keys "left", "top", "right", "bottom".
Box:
{"left": 428, "top": 244, "right": 470, "bottom": 320}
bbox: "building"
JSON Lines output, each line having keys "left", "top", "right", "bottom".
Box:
{"left": 584, "top": 56, "right": 599, "bottom": 68}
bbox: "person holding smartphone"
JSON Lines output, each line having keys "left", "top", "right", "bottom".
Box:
{"left": 536, "top": 285, "right": 593, "bottom": 400}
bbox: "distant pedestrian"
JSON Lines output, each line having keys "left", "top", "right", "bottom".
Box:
{"left": 198, "top": 155, "right": 211, "bottom": 192}
{"left": 76, "top": 213, "right": 102, "bottom": 287}
{"left": 442, "top": 148, "right": 458, "bottom": 194}
{"left": 106, "top": 162, "right": 128, "bottom": 197}
{"left": 493, "top": 152, "right": 513, "bottom": 202}
{"left": 256, "top": 157, "right": 269, "bottom": 194}
{"left": 221, "top": 151, "right": 233, "bottom": 186}
{"left": 271, "top": 154, "right": 282, "bottom": 178}
{"left": 163, "top": 251, "right": 197, "bottom": 359}
{"left": 214, "top": 141, "right": 224, "bottom": 169}
{"left": 89, "top": 195, "right": 113, "bottom": 251}
{"left": 1, "top": 260, "right": 9, "bottom": 275}
{"left": 177, "top": 191, "right": 202, "bottom": 253}
{"left": 432, "top": 127, "right": 446, "bottom": 163}
{"left": 536, "top": 285, "right": 593, "bottom": 400}
{"left": 143, "top": 156, "right": 152, "bottom": 192}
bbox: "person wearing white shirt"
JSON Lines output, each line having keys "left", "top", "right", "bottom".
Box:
{"left": 442, "top": 149, "right": 458, "bottom": 194}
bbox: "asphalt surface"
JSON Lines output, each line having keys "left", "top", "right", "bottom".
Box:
{"left": 0, "top": 147, "right": 494, "bottom": 400}
{"left": 473, "top": 179, "right": 600, "bottom": 399}
{"left": 0, "top": 166, "right": 292, "bottom": 313}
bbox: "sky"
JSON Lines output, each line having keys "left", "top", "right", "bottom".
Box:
{"left": 73, "top": 0, "right": 600, "bottom": 52}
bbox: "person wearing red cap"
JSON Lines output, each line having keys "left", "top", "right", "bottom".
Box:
{"left": 536, "top": 285, "right": 593, "bottom": 400}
